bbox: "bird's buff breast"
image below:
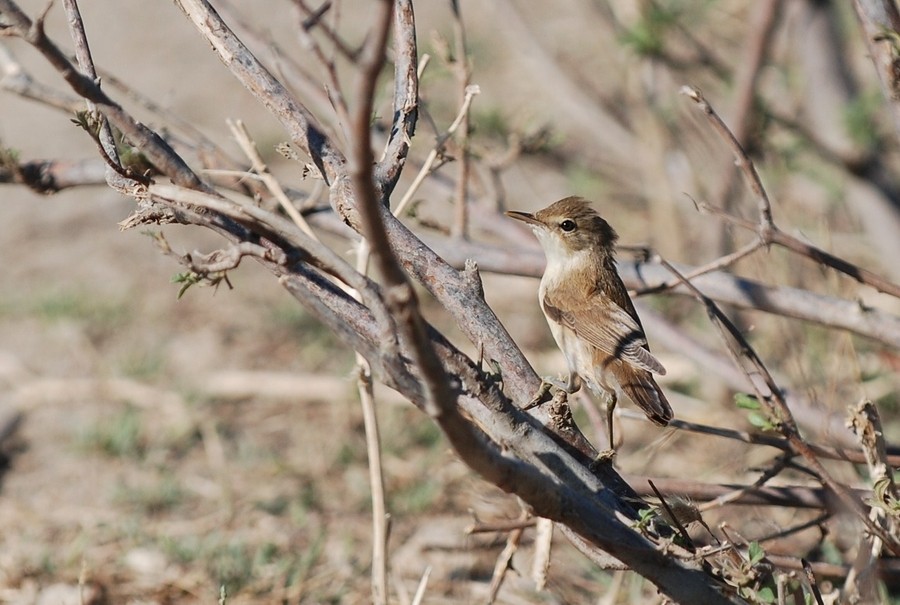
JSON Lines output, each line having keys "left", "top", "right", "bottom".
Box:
{"left": 538, "top": 276, "right": 607, "bottom": 397}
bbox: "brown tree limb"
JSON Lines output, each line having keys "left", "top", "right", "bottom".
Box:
{"left": 373, "top": 0, "right": 418, "bottom": 197}
{"left": 0, "top": 156, "right": 106, "bottom": 193}
{"left": 336, "top": 2, "right": 743, "bottom": 600}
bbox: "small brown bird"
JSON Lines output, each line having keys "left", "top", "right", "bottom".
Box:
{"left": 506, "top": 196, "right": 672, "bottom": 449}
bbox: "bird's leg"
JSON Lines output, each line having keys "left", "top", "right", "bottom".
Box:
{"left": 595, "top": 390, "right": 618, "bottom": 464}
{"left": 525, "top": 372, "right": 581, "bottom": 409}
{"left": 525, "top": 380, "right": 553, "bottom": 409}
{"left": 564, "top": 372, "right": 582, "bottom": 394}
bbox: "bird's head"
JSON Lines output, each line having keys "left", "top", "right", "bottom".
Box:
{"left": 505, "top": 196, "right": 618, "bottom": 263}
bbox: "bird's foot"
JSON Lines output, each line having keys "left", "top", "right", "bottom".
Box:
{"left": 524, "top": 378, "right": 553, "bottom": 410}
{"left": 524, "top": 375, "right": 573, "bottom": 410}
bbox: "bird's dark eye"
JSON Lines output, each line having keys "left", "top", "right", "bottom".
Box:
{"left": 559, "top": 219, "right": 577, "bottom": 232}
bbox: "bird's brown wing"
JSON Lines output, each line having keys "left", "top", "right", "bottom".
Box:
{"left": 542, "top": 290, "right": 666, "bottom": 375}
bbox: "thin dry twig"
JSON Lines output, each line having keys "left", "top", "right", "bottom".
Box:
{"left": 530, "top": 517, "right": 552, "bottom": 591}
{"left": 353, "top": 219, "right": 389, "bottom": 605}
{"left": 707, "top": 0, "right": 782, "bottom": 253}
{"left": 681, "top": 85, "right": 900, "bottom": 299}
{"left": 0, "top": 42, "right": 82, "bottom": 111}
{"left": 0, "top": 0, "right": 206, "bottom": 191}
{"left": 658, "top": 256, "right": 900, "bottom": 554}
{"left": 226, "top": 118, "right": 319, "bottom": 240}
{"left": 486, "top": 511, "right": 527, "bottom": 603}
{"left": 293, "top": 1, "right": 351, "bottom": 143}
{"left": 449, "top": 0, "right": 472, "bottom": 240}
{"left": 60, "top": 0, "right": 131, "bottom": 190}
{"left": 393, "top": 84, "right": 480, "bottom": 216}
{"left": 802, "top": 558, "right": 826, "bottom": 605}
{"left": 616, "top": 408, "right": 900, "bottom": 466}
{"left": 410, "top": 565, "right": 431, "bottom": 605}
{"left": 293, "top": 0, "right": 360, "bottom": 62}
{"left": 357, "top": 359, "right": 389, "bottom": 605}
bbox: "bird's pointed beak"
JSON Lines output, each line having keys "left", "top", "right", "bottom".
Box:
{"left": 504, "top": 210, "right": 542, "bottom": 227}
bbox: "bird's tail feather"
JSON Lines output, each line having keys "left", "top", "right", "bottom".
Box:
{"left": 614, "top": 365, "right": 672, "bottom": 426}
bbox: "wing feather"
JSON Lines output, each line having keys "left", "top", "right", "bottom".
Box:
{"left": 543, "top": 294, "right": 666, "bottom": 375}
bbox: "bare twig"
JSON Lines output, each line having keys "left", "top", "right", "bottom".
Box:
{"left": 449, "top": 0, "right": 472, "bottom": 240}
{"left": 707, "top": 0, "right": 782, "bottom": 253}
{"left": 410, "top": 565, "right": 431, "bottom": 605}
{"left": 617, "top": 409, "right": 900, "bottom": 466}
{"left": 60, "top": 0, "right": 130, "bottom": 190}
{"left": 695, "top": 455, "right": 792, "bottom": 512}
{"left": 226, "top": 118, "right": 318, "bottom": 240}
{"left": 530, "top": 517, "right": 552, "bottom": 591}
{"left": 682, "top": 85, "right": 900, "bottom": 299}
{"left": 393, "top": 84, "right": 479, "bottom": 217}
{"left": 293, "top": 1, "right": 351, "bottom": 143}
{"left": 374, "top": 0, "right": 418, "bottom": 197}
{"left": 802, "top": 558, "right": 826, "bottom": 605}
{"left": 352, "top": 201, "right": 389, "bottom": 605}
{"left": 486, "top": 511, "right": 526, "bottom": 603}
{"left": 173, "top": 0, "right": 346, "bottom": 189}
{"left": 357, "top": 359, "right": 389, "bottom": 605}
{"left": 635, "top": 237, "right": 765, "bottom": 296}
{"left": 0, "top": 0, "right": 206, "bottom": 191}
{"left": 0, "top": 43, "right": 82, "bottom": 111}
{"left": 292, "top": 0, "right": 360, "bottom": 62}
{"left": 649, "top": 480, "right": 695, "bottom": 551}
{"left": 756, "top": 512, "right": 830, "bottom": 546}
{"left": 658, "top": 257, "right": 900, "bottom": 554}
{"left": 681, "top": 85, "right": 773, "bottom": 232}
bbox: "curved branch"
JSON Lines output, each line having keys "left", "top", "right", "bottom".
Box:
{"left": 0, "top": 0, "right": 205, "bottom": 190}
{"left": 374, "top": 0, "right": 418, "bottom": 196}
{"left": 172, "top": 0, "right": 346, "bottom": 190}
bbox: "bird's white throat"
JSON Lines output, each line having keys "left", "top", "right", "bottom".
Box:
{"left": 532, "top": 227, "right": 592, "bottom": 291}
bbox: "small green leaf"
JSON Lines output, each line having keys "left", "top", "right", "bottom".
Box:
{"left": 747, "top": 411, "right": 774, "bottom": 430}
{"left": 748, "top": 541, "right": 765, "bottom": 566}
{"left": 756, "top": 586, "right": 776, "bottom": 603}
{"left": 171, "top": 272, "right": 200, "bottom": 299}
{"left": 734, "top": 393, "right": 760, "bottom": 410}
